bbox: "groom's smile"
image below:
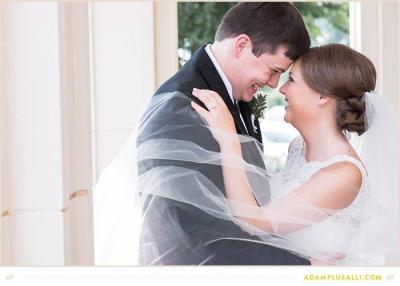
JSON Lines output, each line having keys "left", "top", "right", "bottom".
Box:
{"left": 251, "top": 83, "right": 261, "bottom": 93}
{"left": 232, "top": 45, "right": 293, "bottom": 103}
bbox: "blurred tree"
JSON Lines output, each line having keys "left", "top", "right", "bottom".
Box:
{"left": 295, "top": 2, "right": 349, "bottom": 45}
{"left": 178, "top": 1, "right": 349, "bottom": 64}
{"left": 178, "top": 2, "right": 236, "bottom": 63}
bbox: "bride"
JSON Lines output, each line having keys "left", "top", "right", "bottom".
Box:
{"left": 95, "top": 44, "right": 398, "bottom": 266}
{"left": 185, "top": 43, "right": 399, "bottom": 265}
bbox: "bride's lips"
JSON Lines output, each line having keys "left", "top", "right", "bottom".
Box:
{"left": 284, "top": 98, "right": 290, "bottom": 108}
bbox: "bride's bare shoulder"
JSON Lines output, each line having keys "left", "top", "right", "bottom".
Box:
{"left": 321, "top": 161, "right": 362, "bottom": 186}
{"left": 313, "top": 161, "right": 363, "bottom": 208}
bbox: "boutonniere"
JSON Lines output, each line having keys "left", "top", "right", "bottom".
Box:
{"left": 249, "top": 92, "right": 268, "bottom": 120}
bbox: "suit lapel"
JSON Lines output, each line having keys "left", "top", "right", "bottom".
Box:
{"left": 193, "top": 46, "right": 248, "bottom": 136}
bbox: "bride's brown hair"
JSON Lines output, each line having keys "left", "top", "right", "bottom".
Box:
{"left": 298, "top": 44, "right": 376, "bottom": 136}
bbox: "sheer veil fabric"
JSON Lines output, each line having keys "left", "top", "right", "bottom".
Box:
{"left": 348, "top": 91, "right": 399, "bottom": 262}
{"left": 94, "top": 91, "right": 399, "bottom": 265}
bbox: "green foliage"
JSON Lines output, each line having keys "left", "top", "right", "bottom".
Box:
{"left": 266, "top": 93, "right": 285, "bottom": 107}
{"left": 178, "top": 2, "right": 350, "bottom": 62}
{"left": 294, "top": 2, "right": 349, "bottom": 44}
{"left": 249, "top": 86, "right": 286, "bottom": 116}
{"left": 248, "top": 93, "right": 268, "bottom": 119}
{"left": 178, "top": 2, "right": 237, "bottom": 55}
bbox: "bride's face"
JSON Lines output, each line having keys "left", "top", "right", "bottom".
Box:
{"left": 279, "top": 62, "right": 323, "bottom": 127}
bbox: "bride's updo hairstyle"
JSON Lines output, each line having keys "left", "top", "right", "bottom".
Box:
{"left": 298, "top": 44, "right": 376, "bottom": 136}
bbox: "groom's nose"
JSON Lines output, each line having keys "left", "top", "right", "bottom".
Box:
{"left": 279, "top": 83, "right": 287, "bottom": 94}
{"left": 266, "top": 74, "right": 280, "bottom": 89}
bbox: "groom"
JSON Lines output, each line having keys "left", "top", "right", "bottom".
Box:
{"left": 137, "top": 2, "right": 311, "bottom": 265}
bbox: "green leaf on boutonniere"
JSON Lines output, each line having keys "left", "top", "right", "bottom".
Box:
{"left": 249, "top": 92, "right": 268, "bottom": 119}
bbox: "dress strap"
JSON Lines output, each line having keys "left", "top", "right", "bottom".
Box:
{"left": 317, "top": 154, "right": 368, "bottom": 180}
{"left": 297, "top": 136, "right": 368, "bottom": 179}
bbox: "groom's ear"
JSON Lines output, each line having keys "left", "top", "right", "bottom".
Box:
{"left": 234, "top": 34, "right": 252, "bottom": 58}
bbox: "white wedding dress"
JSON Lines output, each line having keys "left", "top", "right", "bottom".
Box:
{"left": 95, "top": 92, "right": 397, "bottom": 265}
{"left": 268, "top": 135, "right": 384, "bottom": 266}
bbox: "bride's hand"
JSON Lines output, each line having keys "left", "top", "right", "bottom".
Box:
{"left": 191, "top": 88, "right": 237, "bottom": 146}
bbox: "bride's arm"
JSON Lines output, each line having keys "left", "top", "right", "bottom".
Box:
{"left": 191, "top": 89, "right": 362, "bottom": 235}
{"left": 219, "top": 141, "right": 362, "bottom": 234}
{"left": 263, "top": 162, "right": 362, "bottom": 234}
{"left": 190, "top": 88, "right": 262, "bottom": 206}
{"left": 191, "top": 88, "right": 277, "bottom": 231}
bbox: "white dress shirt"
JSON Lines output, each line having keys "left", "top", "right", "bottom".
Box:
{"left": 204, "top": 44, "right": 248, "bottom": 132}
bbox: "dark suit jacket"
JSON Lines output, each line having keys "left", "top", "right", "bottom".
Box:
{"left": 136, "top": 45, "right": 310, "bottom": 265}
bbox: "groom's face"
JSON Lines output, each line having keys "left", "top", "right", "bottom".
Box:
{"left": 232, "top": 45, "right": 293, "bottom": 102}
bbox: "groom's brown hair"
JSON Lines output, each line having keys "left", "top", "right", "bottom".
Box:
{"left": 215, "top": 2, "right": 310, "bottom": 60}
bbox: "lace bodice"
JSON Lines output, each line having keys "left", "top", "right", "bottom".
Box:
{"left": 268, "top": 136, "right": 382, "bottom": 265}
{"left": 271, "top": 136, "right": 368, "bottom": 199}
